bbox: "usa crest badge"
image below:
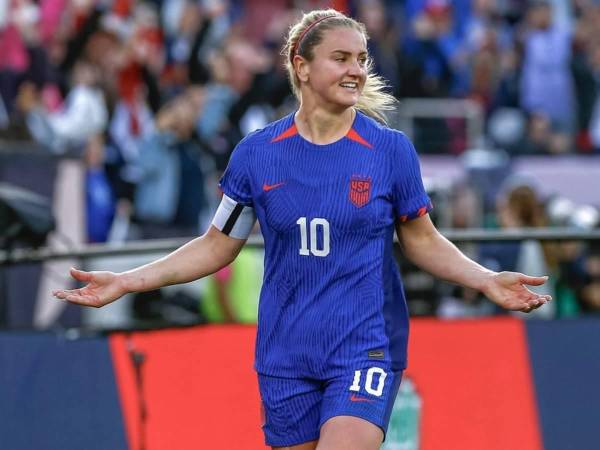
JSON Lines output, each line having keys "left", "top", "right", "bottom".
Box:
{"left": 349, "top": 177, "right": 371, "bottom": 208}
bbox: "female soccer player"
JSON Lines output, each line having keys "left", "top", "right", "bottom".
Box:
{"left": 54, "top": 9, "right": 551, "bottom": 450}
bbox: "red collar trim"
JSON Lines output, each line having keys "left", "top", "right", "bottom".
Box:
{"left": 271, "top": 124, "right": 298, "bottom": 143}
{"left": 346, "top": 128, "right": 373, "bottom": 149}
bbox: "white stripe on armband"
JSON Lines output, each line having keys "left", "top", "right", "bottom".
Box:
{"left": 212, "top": 194, "right": 256, "bottom": 239}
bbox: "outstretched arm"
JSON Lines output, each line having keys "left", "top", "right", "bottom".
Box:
{"left": 53, "top": 226, "right": 246, "bottom": 308}
{"left": 396, "top": 215, "right": 551, "bottom": 313}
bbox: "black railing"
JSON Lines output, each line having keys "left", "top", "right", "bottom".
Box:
{"left": 2, "top": 227, "right": 600, "bottom": 265}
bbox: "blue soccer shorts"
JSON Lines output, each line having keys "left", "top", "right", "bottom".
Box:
{"left": 258, "top": 366, "right": 403, "bottom": 447}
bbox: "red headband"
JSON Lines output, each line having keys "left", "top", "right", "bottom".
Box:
{"left": 291, "top": 15, "right": 337, "bottom": 61}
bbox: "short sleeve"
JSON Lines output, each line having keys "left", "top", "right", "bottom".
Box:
{"left": 391, "top": 133, "right": 432, "bottom": 222}
{"left": 219, "top": 140, "right": 253, "bottom": 206}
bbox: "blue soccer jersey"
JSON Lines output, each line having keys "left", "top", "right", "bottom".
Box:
{"left": 218, "top": 111, "right": 432, "bottom": 379}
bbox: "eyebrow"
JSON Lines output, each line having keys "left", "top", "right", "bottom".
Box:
{"left": 331, "top": 50, "right": 368, "bottom": 56}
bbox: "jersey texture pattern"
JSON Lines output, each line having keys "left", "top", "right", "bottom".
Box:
{"left": 219, "top": 111, "right": 432, "bottom": 378}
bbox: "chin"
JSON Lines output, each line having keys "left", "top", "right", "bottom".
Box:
{"left": 319, "top": 90, "right": 360, "bottom": 110}
{"left": 335, "top": 93, "right": 360, "bottom": 108}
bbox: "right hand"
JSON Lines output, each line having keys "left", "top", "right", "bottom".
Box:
{"left": 53, "top": 268, "right": 128, "bottom": 308}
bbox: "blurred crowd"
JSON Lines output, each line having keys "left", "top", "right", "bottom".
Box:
{"left": 416, "top": 180, "right": 600, "bottom": 319}
{"left": 1, "top": 0, "right": 600, "bottom": 321}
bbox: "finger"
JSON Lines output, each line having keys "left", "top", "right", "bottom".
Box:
{"left": 523, "top": 300, "right": 543, "bottom": 312}
{"left": 527, "top": 294, "right": 552, "bottom": 304}
{"left": 53, "top": 292, "right": 68, "bottom": 301}
{"left": 525, "top": 295, "right": 552, "bottom": 310}
{"left": 54, "top": 288, "right": 91, "bottom": 300}
{"left": 64, "top": 294, "right": 101, "bottom": 307}
{"left": 520, "top": 275, "right": 548, "bottom": 286}
{"left": 518, "top": 287, "right": 552, "bottom": 303}
{"left": 526, "top": 299, "right": 540, "bottom": 309}
{"left": 53, "top": 290, "right": 75, "bottom": 299}
{"left": 526, "top": 297, "right": 546, "bottom": 308}
{"left": 70, "top": 267, "right": 92, "bottom": 282}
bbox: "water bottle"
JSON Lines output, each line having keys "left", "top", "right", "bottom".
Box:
{"left": 381, "top": 376, "right": 422, "bottom": 450}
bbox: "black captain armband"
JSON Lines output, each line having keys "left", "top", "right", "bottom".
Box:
{"left": 212, "top": 194, "right": 257, "bottom": 239}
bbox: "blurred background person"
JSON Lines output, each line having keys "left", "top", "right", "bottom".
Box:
{"left": 519, "top": 0, "right": 575, "bottom": 154}
{"left": 134, "top": 86, "right": 207, "bottom": 239}
{"left": 16, "top": 60, "right": 108, "bottom": 154}
{"left": 1, "top": 0, "right": 599, "bottom": 330}
{"left": 579, "top": 243, "right": 600, "bottom": 314}
{"left": 480, "top": 182, "right": 558, "bottom": 318}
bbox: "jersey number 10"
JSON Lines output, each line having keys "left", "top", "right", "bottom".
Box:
{"left": 296, "top": 217, "right": 330, "bottom": 257}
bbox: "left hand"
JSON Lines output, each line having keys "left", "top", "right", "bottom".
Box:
{"left": 481, "top": 272, "right": 552, "bottom": 313}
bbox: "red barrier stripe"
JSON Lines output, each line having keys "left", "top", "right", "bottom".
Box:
{"left": 109, "top": 319, "right": 543, "bottom": 450}
{"left": 408, "top": 317, "right": 543, "bottom": 450}
{"left": 109, "top": 326, "right": 265, "bottom": 450}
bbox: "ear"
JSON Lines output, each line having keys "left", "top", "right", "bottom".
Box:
{"left": 293, "top": 55, "right": 310, "bottom": 83}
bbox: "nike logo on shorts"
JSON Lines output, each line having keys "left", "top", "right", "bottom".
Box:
{"left": 350, "top": 394, "right": 375, "bottom": 403}
{"left": 263, "top": 182, "right": 285, "bottom": 191}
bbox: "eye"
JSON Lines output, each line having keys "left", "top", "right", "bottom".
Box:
{"left": 358, "top": 57, "right": 368, "bottom": 66}
{"left": 335, "top": 57, "right": 346, "bottom": 62}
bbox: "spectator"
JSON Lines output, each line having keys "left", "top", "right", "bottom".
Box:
{"left": 356, "top": 0, "right": 402, "bottom": 97}
{"left": 0, "top": 0, "right": 38, "bottom": 111}
{"left": 437, "top": 181, "right": 495, "bottom": 318}
{"left": 2, "top": 0, "right": 599, "bottom": 329}
{"left": 403, "top": 2, "right": 453, "bottom": 98}
{"left": 134, "top": 87, "right": 206, "bottom": 238}
{"left": 587, "top": 39, "right": 600, "bottom": 152}
{"left": 17, "top": 60, "right": 108, "bottom": 154}
{"left": 579, "top": 243, "right": 600, "bottom": 313}
{"left": 85, "top": 133, "right": 115, "bottom": 243}
{"left": 519, "top": 0, "right": 575, "bottom": 152}
{"left": 480, "top": 182, "right": 558, "bottom": 318}
{"left": 570, "top": 1, "right": 597, "bottom": 152}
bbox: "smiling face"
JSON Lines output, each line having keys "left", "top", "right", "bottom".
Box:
{"left": 295, "top": 26, "right": 368, "bottom": 111}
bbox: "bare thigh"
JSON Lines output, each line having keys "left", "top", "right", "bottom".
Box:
{"left": 316, "top": 416, "right": 383, "bottom": 450}
{"left": 272, "top": 441, "right": 318, "bottom": 450}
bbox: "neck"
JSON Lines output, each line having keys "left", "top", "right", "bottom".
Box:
{"left": 295, "top": 102, "right": 355, "bottom": 145}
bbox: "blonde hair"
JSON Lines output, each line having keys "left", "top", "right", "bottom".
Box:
{"left": 282, "top": 9, "right": 397, "bottom": 124}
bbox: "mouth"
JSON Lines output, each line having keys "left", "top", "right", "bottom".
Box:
{"left": 339, "top": 82, "right": 359, "bottom": 91}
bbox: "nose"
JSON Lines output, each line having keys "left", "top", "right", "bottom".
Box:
{"left": 347, "top": 58, "right": 364, "bottom": 77}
